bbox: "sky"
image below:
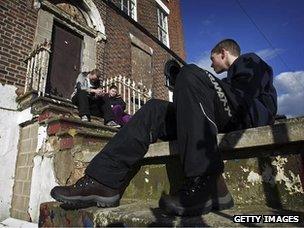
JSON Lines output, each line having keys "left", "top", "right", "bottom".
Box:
{"left": 180, "top": 0, "right": 304, "bottom": 117}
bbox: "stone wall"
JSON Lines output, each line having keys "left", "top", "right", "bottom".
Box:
{"left": 0, "top": 84, "right": 33, "bottom": 221}
{"left": 10, "top": 123, "right": 39, "bottom": 221}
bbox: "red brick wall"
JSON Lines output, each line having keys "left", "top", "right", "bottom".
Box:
{"left": 137, "top": 0, "right": 159, "bottom": 38}
{"left": 94, "top": 1, "right": 175, "bottom": 99}
{"left": 93, "top": 0, "right": 185, "bottom": 100}
{"left": 166, "top": 0, "right": 186, "bottom": 60}
{"left": 137, "top": 0, "right": 186, "bottom": 60}
{"left": 93, "top": 0, "right": 107, "bottom": 76}
{"left": 0, "top": 0, "right": 38, "bottom": 87}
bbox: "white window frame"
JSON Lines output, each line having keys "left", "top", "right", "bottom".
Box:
{"left": 155, "top": 0, "right": 170, "bottom": 47}
{"left": 120, "top": 0, "right": 137, "bottom": 21}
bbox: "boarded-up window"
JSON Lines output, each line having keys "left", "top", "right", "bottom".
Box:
{"left": 131, "top": 44, "right": 152, "bottom": 90}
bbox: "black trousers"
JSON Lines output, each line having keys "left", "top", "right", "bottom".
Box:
{"left": 72, "top": 90, "right": 114, "bottom": 123}
{"left": 86, "top": 65, "right": 241, "bottom": 189}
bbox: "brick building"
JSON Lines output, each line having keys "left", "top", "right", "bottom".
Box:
{"left": 0, "top": 0, "right": 185, "bottom": 99}
{"left": 0, "top": 0, "right": 186, "bottom": 222}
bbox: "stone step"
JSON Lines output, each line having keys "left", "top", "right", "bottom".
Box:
{"left": 39, "top": 200, "right": 304, "bottom": 227}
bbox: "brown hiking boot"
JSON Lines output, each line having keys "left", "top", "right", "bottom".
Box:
{"left": 159, "top": 174, "right": 234, "bottom": 216}
{"left": 50, "top": 175, "right": 120, "bottom": 208}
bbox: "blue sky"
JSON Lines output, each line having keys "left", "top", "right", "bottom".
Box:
{"left": 180, "top": 0, "right": 304, "bottom": 117}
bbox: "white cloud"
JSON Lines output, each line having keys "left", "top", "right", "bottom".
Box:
{"left": 256, "top": 48, "right": 284, "bottom": 61}
{"left": 274, "top": 71, "right": 304, "bottom": 117}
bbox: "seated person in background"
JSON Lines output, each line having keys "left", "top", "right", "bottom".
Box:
{"left": 104, "top": 84, "right": 132, "bottom": 126}
{"left": 71, "top": 69, "right": 120, "bottom": 128}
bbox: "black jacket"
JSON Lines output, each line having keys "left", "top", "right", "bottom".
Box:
{"left": 104, "top": 94, "right": 126, "bottom": 110}
{"left": 221, "top": 53, "right": 277, "bottom": 127}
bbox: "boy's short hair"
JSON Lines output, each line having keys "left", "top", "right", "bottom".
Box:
{"left": 109, "top": 84, "right": 118, "bottom": 90}
{"left": 211, "top": 39, "right": 241, "bottom": 57}
{"left": 90, "top": 69, "right": 102, "bottom": 78}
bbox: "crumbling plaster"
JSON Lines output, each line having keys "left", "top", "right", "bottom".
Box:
{"left": 243, "top": 156, "right": 303, "bottom": 194}
{"left": 0, "top": 84, "right": 33, "bottom": 221}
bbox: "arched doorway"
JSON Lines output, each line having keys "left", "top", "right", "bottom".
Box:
{"left": 33, "top": 0, "right": 106, "bottom": 99}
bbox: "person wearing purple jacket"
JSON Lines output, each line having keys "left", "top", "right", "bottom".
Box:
{"left": 104, "top": 84, "right": 132, "bottom": 126}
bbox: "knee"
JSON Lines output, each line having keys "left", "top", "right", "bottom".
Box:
{"left": 145, "top": 99, "right": 162, "bottom": 108}
{"left": 176, "top": 64, "right": 210, "bottom": 88}
{"left": 112, "top": 105, "right": 123, "bottom": 112}
{"left": 176, "top": 65, "right": 197, "bottom": 86}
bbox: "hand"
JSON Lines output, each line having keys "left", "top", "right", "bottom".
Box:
{"left": 95, "top": 88, "right": 105, "bottom": 97}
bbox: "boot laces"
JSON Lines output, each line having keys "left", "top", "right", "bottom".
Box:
{"left": 73, "top": 175, "right": 95, "bottom": 188}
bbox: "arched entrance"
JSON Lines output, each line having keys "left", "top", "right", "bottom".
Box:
{"left": 33, "top": 0, "right": 106, "bottom": 99}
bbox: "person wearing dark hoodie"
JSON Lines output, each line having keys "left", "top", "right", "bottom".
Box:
{"left": 51, "top": 39, "right": 277, "bottom": 216}
{"left": 104, "top": 84, "right": 132, "bottom": 126}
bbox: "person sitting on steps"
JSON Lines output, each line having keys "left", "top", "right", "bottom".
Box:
{"left": 103, "top": 84, "right": 132, "bottom": 127}
{"left": 71, "top": 68, "right": 120, "bottom": 128}
{"left": 51, "top": 39, "right": 277, "bottom": 216}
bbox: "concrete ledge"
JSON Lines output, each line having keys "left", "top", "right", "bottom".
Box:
{"left": 146, "top": 117, "right": 304, "bottom": 159}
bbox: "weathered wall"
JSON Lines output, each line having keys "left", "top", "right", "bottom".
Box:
{"left": 28, "top": 126, "right": 57, "bottom": 222}
{"left": 10, "top": 123, "right": 39, "bottom": 221}
{"left": 0, "top": 84, "right": 32, "bottom": 221}
{"left": 122, "top": 155, "right": 304, "bottom": 209}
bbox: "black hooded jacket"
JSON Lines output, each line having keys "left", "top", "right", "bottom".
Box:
{"left": 221, "top": 53, "right": 277, "bottom": 128}
{"left": 103, "top": 94, "right": 126, "bottom": 110}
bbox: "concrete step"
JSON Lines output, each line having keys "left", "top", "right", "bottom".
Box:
{"left": 39, "top": 200, "right": 304, "bottom": 227}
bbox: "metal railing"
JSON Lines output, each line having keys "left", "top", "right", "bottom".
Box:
{"left": 24, "top": 41, "right": 51, "bottom": 96}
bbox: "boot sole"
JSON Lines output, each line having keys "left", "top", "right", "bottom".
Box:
{"left": 51, "top": 191, "right": 120, "bottom": 209}
{"left": 159, "top": 192, "right": 234, "bottom": 216}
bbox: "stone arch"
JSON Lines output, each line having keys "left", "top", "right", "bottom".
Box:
{"left": 32, "top": 0, "right": 108, "bottom": 92}
{"left": 81, "top": 0, "right": 105, "bottom": 40}
{"left": 34, "top": 0, "right": 106, "bottom": 40}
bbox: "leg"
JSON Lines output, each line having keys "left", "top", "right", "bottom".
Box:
{"left": 96, "top": 97, "right": 115, "bottom": 124}
{"left": 111, "top": 105, "right": 125, "bottom": 125}
{"left": 121, "top": 113, "right": 132, "bottom": 125}
{"left": 51, "top": 99, "right": 176, "bottom": 208}
{"left": 173, "top": 64, "right": 234, "bottom": 177}
{"left": 159, "top": 64, "right": 236, "bottom": 216}
{"left": 88, "top": 97, "right": 103, "bottom": 118}
{"left": 72, "top": 90, "right": 91, "bottom": 117}
{"left": 86, "top": 99, "right": 177, "bottom": 189}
